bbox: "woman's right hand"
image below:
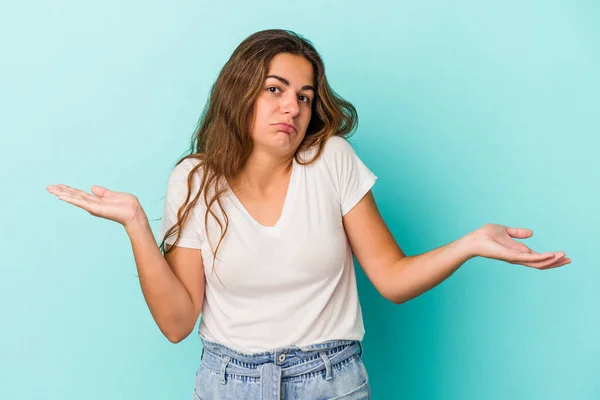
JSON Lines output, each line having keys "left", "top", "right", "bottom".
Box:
{"left": 46, "top": 184, "right": 144, "bottom": 228}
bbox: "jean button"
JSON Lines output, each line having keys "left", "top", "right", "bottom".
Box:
{"left": 278, "top": 353, "right": 286, "bottom": 362}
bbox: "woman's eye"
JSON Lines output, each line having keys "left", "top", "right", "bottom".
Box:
{"left": 267, "top": 87, "right": 280, "bottom": 94}
{"left": 299, "top": 95, "right": 311, "bottom": 103}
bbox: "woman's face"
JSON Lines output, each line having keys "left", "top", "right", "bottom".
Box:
{"left": 250, "top": 53, "right": 315, "bottom": 158}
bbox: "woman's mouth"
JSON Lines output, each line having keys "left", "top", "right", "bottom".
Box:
{"left": 273, "top": 122, "right": 297, "bottom": 134}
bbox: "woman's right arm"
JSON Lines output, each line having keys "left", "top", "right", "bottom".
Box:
{"left": 125, "top": 210, "right": 205, "bottom": 343}
{"left": 47, "top": 184, "right": 204, "bottom": 343}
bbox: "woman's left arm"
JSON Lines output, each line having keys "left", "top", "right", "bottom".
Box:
{"left": 343, "top": 191, "right": 571, "bottom": 304}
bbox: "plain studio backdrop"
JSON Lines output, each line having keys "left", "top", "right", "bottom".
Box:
{"left": 1, "top": 1, "right": 598, "bottom": 399}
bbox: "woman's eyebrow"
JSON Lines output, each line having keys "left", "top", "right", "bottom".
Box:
{"left": 266, "top": 75, "right": 316, "bottom": 93}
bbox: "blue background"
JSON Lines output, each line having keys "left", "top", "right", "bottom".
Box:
{"left": 1, "top": 0, "right": 598, "bottom": 398}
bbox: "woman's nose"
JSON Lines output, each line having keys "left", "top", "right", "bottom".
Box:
{"left": 280, "top": 95, "right": 300, "bottom": 116}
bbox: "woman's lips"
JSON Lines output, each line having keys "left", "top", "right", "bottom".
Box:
{"left": 273, "top": 123, "right": 297, "bottom": 134}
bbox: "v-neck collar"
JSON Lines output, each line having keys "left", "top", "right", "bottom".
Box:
{"left": 227, "top": 159, "right": 298, "bottom": 236}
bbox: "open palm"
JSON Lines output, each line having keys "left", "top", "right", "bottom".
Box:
{"left": 468, "top": 224, "right": 570, "bottom": 270}
{"left": 46, "top": 184, "right": 143, "bottom": 228}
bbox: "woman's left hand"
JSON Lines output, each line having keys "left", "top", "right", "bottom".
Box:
{"left": 465, "top": 224, "right": 570, "bottom": 270}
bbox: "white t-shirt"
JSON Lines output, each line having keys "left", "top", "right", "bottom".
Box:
{"left": 157, "top": 135, "right": 377, "bottom": 353}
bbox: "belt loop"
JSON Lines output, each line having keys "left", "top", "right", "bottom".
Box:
{"left": 219, "top": 356, "right": 231, "bottom": 385}
{"left": 319, "top": 351, "right": 332, "bottom": 381}
{"left": 201, "top": 347, "right": 205, "bottom": 360}
{"left": 357, "top": 341, "right": 363, "bottom": 357}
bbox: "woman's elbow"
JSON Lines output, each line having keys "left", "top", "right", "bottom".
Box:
{"left": 165, "top": 329, "right": 192, "bottom": 343}
{"left": 161, "top": 321, "right": 194, "bottom": 343}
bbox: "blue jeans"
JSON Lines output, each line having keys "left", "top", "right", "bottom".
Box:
{"left": 193, "top": 337, "right": 370, "bottom": 399}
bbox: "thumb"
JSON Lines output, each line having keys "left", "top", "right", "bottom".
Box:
{"left": 506, "top": 227, "right": 533, "bottom": 239}
{"left": 91, "top": 185, "right": 110, "bottom": 197}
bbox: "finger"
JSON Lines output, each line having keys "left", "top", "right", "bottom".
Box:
{"left": 54, "top": 185, "right": 101, "bottom": 203}
{"left": 54, "top": 184, "right": 77, "bottom": 193}
{"left": 519, "top": 253, "right": 567, "bottom": 269}
{"left": 525, "top": 258, "right": 569, "bottom": 270}
{"left": 57, "top": 193, "right": 97, "bottom": 213}
{"left": 56, "top": 184, "right": 90, "bottom": 197}
{"left": 47, "top": 184, "right": 78, "bottom": 197}
{"left": 47, "top": 185, "right": 68, "bottom": 196}
{"left": 506, "top": 227, "right": 534, "bottom": 239}
{"left": 508, "top": 250, "right": 556, "bottom": 263}
{"left": 91, "top": 185, "right": 109, "bottom": 197}
{"left": 539, "top": 257, "right": 571, "bottom": 270}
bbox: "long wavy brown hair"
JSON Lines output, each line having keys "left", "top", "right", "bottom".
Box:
{"left": 159, "top": 29, "right": 358, "bottom": 277}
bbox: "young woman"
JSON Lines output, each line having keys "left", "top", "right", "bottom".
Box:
{"left": 47, "top": 29, "right": 570, "bottom": 400}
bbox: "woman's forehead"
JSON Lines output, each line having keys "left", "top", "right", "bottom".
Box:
{"left": 267, "top": 53, "right": 314, "bottom": 84}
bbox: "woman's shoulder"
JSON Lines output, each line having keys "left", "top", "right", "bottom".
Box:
{"left": 167, "top": 156, "right": 204, "bottom": 183}
{"left": 322, "top": 134, "right": 355, "bottom": 155}
{"left": 163, "top": 156, "right": 212, "bottom": 207}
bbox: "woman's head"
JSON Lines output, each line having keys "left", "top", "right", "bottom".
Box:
{"left": 193, "top": 29, "right": 357, "bottom": 171}
{"left": 161, "top": 29, "right": 358, "bottom": 277}
{"left": 250, "top": 52, "right": 315, "bottom": 159}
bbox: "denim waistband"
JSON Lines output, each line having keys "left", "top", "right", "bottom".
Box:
{"left": 199, "top": 337, "right": 363, "bottom": 400}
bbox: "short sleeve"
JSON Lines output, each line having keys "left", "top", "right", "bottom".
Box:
{"left": 322, "top": 136, "right": 378, "bottom": 216}
{"left": 157, "top": 158, "right": 204, "bottom": 249}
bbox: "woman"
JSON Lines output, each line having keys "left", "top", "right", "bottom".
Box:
{"left": 46, "top": 29, "right": 570, "bottom": 399}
